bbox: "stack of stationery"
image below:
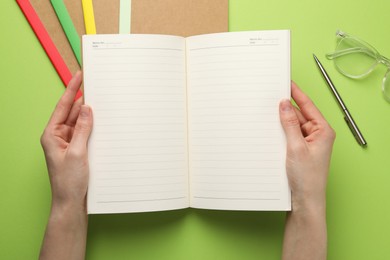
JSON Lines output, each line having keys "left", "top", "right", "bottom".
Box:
{"left": 16, "top": 0, "right": 228, "bottom": 96}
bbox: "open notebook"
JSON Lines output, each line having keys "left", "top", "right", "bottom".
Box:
{"left": 83, "top": 30, "right": 291, "bottom": 214}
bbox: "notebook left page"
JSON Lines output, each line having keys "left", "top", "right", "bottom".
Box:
{"left": 83, "top": 34, "right": 189, "bottom": 214}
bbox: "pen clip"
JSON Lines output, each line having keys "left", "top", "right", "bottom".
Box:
{"left": 343, "top": 114, "right": 367, "bottom": 147}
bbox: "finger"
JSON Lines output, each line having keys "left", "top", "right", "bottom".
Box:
{"left": 291, "top": 82, "right": 326, "bottom": 122}
{"left": 300, "top": 121, "right": 319, "bottom": 138}
{"left": 48, "top": 71, "right": 83, "bottom": 126}
{"left": 279, "top": 99, "right": 305, "bottom": 147}
{"left": 65, "top": 98, "right": 83, "bottom": 127}
{"left": 293, "top": 106, "right": 307, "bottom": 125}
{"left": 69, "top": 105, "right": 93, "bottom": 153}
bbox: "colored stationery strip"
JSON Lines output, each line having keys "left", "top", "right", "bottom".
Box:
{"left": 16, "top": 0, "right": 82, "bottom": 99}
{"left": 50, "top": 0, "right": 81, "bottom": 65}
{"left": 81, "top": 0, "right": 96, "bottom": 34}
{"left": 119, "top": 0, "right": 131, "bottom": 33}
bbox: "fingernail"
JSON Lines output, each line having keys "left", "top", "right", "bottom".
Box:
{"left": 280, "top": 99, "right": 292, "bottom": 112}
{"left": 80, "top": 105, "right": 90, "bottom": 118}
{"left": 74, "top": 70, "right": 82, "bottom": 77}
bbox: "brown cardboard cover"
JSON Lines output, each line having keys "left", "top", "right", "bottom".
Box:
{"left": 131, "top": 0, "right": 228, "bottom": 37}
{"left": 28, "top": 0, "right": 227, "bottom": 78}
{"left": 63, "top": 0, "right": 121, "bottom": 36}
{"left": 30, "top": 0, "right": 80, "bottom": 75}
{"left": 93, "top": 0, "right": 120, "bottom": 34}
{"left": 63, "top": 0, "right": 86, "bottom": 37}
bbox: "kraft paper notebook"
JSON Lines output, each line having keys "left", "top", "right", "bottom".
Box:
{"left": 94, "top": 0, "right": 120, "bottom": 34}
{"left": 30, "top": 0, "right": 80, "bottom": 75}
{"left": 83, "top": 30, "right": 291, "bottom": 214}
{"left": 131, "top": 0, "right": 228, "bottom": 36}
{"left": 51, "top": 0, "right": 83, "bottom": 64}
{"left": 63, "top": 0, "right": 86, "bottom": 37}
{"left": 50, "top": 0, "right": 227, "bottom": 68}
{"left": 17, "top": 0, "right": 82, "bottom": 99}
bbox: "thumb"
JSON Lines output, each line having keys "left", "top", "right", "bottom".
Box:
{"left": 70, "top": 105, "right": 93, "bottom": 151}
{"left": 279, "top": 99, "right": 304, "bottom": 147}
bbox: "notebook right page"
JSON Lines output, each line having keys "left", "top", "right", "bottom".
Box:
{"left": 186, "top": 30, "right": 291, "bottom": 211}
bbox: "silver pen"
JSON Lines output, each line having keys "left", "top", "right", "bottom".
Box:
{"left": 313, "top": 54, "right": 367, "bottom": 147}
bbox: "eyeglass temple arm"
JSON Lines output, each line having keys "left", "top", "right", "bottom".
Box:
{"left": 326, "top": 47, "right": 377, "bottom": 60}
{"left": 381, "top": 55, "right": 390, "bottom": 67}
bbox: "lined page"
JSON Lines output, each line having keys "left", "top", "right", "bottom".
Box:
{"left": 186, "top": 30, "right": 291, "bottom": 210}
{"left": 83, "top": 34, "right": 189, "bottom": 214}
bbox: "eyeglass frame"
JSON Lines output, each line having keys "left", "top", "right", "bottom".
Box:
{"left": 326, "top": 30, "right": 390, "bottom": 102}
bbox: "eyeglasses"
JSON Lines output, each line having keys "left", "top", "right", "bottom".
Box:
{"left": 326, "top": 30, "right": 390, "bottom": 102}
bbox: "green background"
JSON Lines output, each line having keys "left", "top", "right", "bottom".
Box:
{"left": 1, "top": 0, "right": 390, "bottom": 259}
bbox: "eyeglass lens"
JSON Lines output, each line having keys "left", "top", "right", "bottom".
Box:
{"left": 383, "top": 70, "right": 390, "bottom": 101}
{"left": 334, "top": 37, "right": 379, "bottom": 78}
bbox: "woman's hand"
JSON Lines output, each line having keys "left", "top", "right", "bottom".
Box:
{"left": 280, "top": 82, "right": 335, "bottom": 260}
{"left": 39, "top": 71, "right": 92, "bottom": 260}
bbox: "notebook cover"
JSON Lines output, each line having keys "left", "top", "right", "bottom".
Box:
{"left": 131, "top": 0, "right": 228, "bottom": 37}
{"left": 119, "top": 0, "right": 131, "bottom": 33}
{"left": 30, "top": 0, "right": 80, "bottom": 76}
{"left": 81, "top": 0, "right": 96, "bottom": 34}
{"left": 93, "top": 0, "right": 120, "bottom": 34}
{"left": 63, "top": 0, "right": 86, "bottom": 37}
{"left": 50, "top": 0, "right": 81, "bottom": 64}
{"left": 16, "top": 0, "right": 82, "bottom": 99}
